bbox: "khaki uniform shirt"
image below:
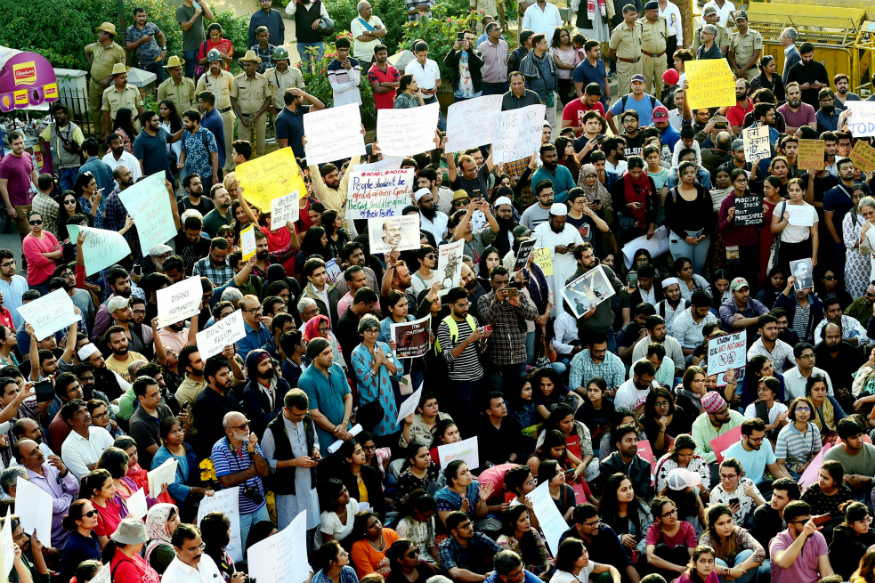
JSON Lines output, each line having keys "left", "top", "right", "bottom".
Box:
{"left": 609, "top": 22, "right": 642, "bottom": 60}
{"left": 157, "top": 77, "right": 197, "bottom": 116}
{"left": 196, "top": 70, "right": 235, "bottom": 110}
{"left": 101, "top": 84, "right": 143, "bottom": 130}
{"left": 693, "top": 23, "right": 730, "bottom": 52}
{"left": 265, "top": 66, "right": 305, "bottom": 110}
{"left": 639, "top": 16, "right": 668, "bottom": 55}
{"left": 232, "top": 72, "right": 271, "bottom": 114}
{"left": 85, "top": 41, "right": 126, "bottom": 82}
{"left": 730, "top": 28, "right": 763, "bottom": 69}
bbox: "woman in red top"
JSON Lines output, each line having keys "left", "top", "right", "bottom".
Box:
{"left": 22, "top": 211, "right": 61, "bottom": 296}
{"left": 197, "top": 23, "right": 234, "bottom": 71}
{"left": 84, "top": 469, "right": 128, "bottom": 539}
{"left": 104, "top": 518, "right": 161, "bottom": 583}
{"left": 113, "top": 436, "right": 175, "bottom": 506}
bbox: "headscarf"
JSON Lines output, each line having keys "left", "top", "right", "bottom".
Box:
{"left": 578, "top": 164, "right": 611, "bottom": 211}
{"left": 303, "top": 314, "right": 331, "bottom": 342}
{"left": 144, "top": 503, "right": 178, "bottom": 562}
{"left": 622, "top": 171, "right": 652, "bottom": 225}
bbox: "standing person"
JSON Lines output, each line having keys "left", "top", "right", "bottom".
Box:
{"left": 658, "top": 0, "right": 682, "bottom": 70}
{"left": 351, "top": 1, "right": 386, "bottom": 70}
{"left": 520, "top": 33, "right": 559, "bottom": 137}
{"left": 770, "top": 178, "right": 819, "bottom": 278}
{"left": 521, "top": 0, "right": 562, "bottom": 38}
{"left": 285, "top": 0, "right": 331, "bottom": 67}
{"left": 197, "top": 92, "right": 226, "bottom": 174}
{"left": 478, "top": 22, "right": 509, "bottom": 95}
{"left": 158, "top": 56, "right": 197, "bottom": 121}
{"left": 368, "top": 45, "right": 401, "bottom": 112}
{"left": 551, "top": 28, "right": 579, "bottom": 107}
{"left": 609, "top": 5, "right": 643, "bottom": 100}
{"left": 328, "top": 37, "right": 362, "bottom": 108}
{"left": 248, "top": 0, "right": 284, "bottom": 49}
{"left": 196, "top": 50, "right": 236, "bottom": 175}
{"left": 779, "top": 28, "right": 800, "bottom": 84}
{"left": 769, "top": 501, "right": 834, "bottom": 583}
{"left": 693, "top": 6, "right": 729, "bottom": 57}
{"left": 265, "top": 47, "right": 305, "bottom": 119}
{"left": 84, "top": 23, "right": 127, "bottom": 139}
{"left": 297, "top": 338, "right": 353, "bottom": 454}
{"left": 572, "top": 0, "right": 609, "bottom": 48}
{"left": 718, "top": 170, "right": 761, "bottom": 288}
{"left": 445, "top": 30, "right": 484, "bottom": 102}
{"left": 176, "top": 0, "right": 214, "bottom": 79}
{"left": 405, "top": 42, "right": 444, "bottom": 129}
{"left": 351, "top": 315, "right": 401, "bottom": 443}
{"left": 532, "top": 203, "right": 583, "bottom": 315}
{"left": 196, "top": 23, "right": 235, "bottom": 71}
{"left": 573, "top": 41, "right": 609, "bottom": 110}
{"left": 126, "top": 8, "right": 167, "bottom": 83}
{"left": 833, "top": 74, "right": 860, "bottom": 112}
{"left": 786, "top": 43, "right": 829, "bottom": 110}
{"left": 664, "top": 161, "right": 713, "bottom": 273}
{"left": 39, "top": 104, "right": 85, "bottom": 193}
{"left": 639, "top": 2, "right": 668, "bottom": 98}
{"left": 729, "top": 12, "right": 762, "bottom": 82}
{"left": 101, "top": 65, "right": 144, "bottom": 143}
{"left": 231, "top": 51, "right": 271, "bottom": 159}
{"left": 178, "top": 109, "right": 219, "bottom": 192}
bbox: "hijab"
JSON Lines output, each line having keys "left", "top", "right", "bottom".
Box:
{"left": 144, "top": 503, "right": 178, "bottom": 562}
{"left": 303, "top": 314, "right": 331, "bottom": 342}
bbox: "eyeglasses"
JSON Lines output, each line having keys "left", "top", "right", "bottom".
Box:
{"left": 185, "top": 543, "right": 206, "bottom": 554}
{"left": 362, "top": 445, "right": 376, "bottom": 452}
{"left": 795, "top": 406, "right": 811, "bottom": 412}
{"left": 655, "top": 401, "right": 670, "bottom": 408}
{"left": 660, "top": 508, "right": 678, "bottom": 518}
{"left": 583, "top": 520, "right": 601, "bottom": 529}
{"left": 363, "top": 329, "right": 380, "bottom": 335}
{"left": 29, "top": 220, "right": 43, "bottom": 226}
{"left": 244, "top": 308, "right": 263, "bottom": 314}
{"left": 406, "top": 550, "right": 420, "bottom": 558}
{"left": 0, "top": 261, "right": 15, "bottom": 268}
{"left": 229, "top": 422, "right": 249, "bottom": 430}
{"left": 799, "top": 353, "right": 815, "bottom": 360}
{"left": 720, "top": 474, "right": 738, "bottom": 481}
{"left": 92, "top": 412, "right": 109, "bottom": 420}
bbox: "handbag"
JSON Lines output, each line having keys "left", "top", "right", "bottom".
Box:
{"left": 194, "top": 41, "right": 207, "bottom": 78}
{"left": 357, "top": 398, "right": 384, "bottom": 429}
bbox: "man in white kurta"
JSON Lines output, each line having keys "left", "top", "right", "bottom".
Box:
{"left": 532, "top": 203, "right": 583, "bottom": 317}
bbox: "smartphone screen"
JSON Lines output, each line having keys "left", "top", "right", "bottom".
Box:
{"left": 628, "top": 271, "right": 638, "bottom": 287}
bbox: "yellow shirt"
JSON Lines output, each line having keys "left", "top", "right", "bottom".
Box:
{"left": 730, "top": 28, "right": 763, "bottom": 68}
{"left": 265, "top": 66, "right": 305, "bottom": 110}
{"left": 231, "top": 72, "right": 271, "bottom": 115}
{"left": 639, "top": 16, "right": 667, "bottom": 54}
{"left": 105, "top": 352, "right": 147, "bottom": 383}
{"left": 610, "top": 21, "right": 643, "bottom": 60}
{"left": 196, "top": 70, "right": 235, "bottom": 110}
{"left": 357, "top": 479, "right": 369, "bottom": 503}
{"left": 85, "top": 41, "right": 126, "bottom": 81}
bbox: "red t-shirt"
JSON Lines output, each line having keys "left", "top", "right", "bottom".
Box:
{"left": 725, "top": 97, "right": 753, "bottom": 128}
{"left": 562, "top": 99, "right": 606, "bottom": 135}
{"left": 368, "top": 63, "right": 401, "bottom": 110}
{"left": 645, "top": 521, "right": 698, "bottom": 549}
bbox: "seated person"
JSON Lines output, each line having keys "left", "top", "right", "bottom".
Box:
{"left": 438, "top": 512, "right": 503, "bottom": 580}
{"left": 645, "top": 496, "right": 697, "bottom": 581}
{"left": 769, "top": 501, "right": 834, "bottom": 583}
{"left": 709, "top": 458, "right": 764, "bottom": 529}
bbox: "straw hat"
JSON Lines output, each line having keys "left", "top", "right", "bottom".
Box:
{"left": 95, "top": 22, "right": 118, "bottom": 36}
{"left": 111, "top": 63, "right": 131, "bottom": 76}
{"left": 239, "top": 50, "right": 262, "bottom": 64}
{"left": 163, "top": 55, "right": 186, "bottom": 68}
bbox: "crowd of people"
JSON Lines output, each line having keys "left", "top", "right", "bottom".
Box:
{"left": 4, "top": 2, "right": 875, "bottom": 583}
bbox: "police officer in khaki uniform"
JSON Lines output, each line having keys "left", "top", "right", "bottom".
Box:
{"left": 197, "top": 49, "right": 236, "bottom": 173}
{"left": 639, "top": 1, "right": 667, "bottom": 97}
{"left": 693, "top": 5, "right": 729, "bottom": 56}
{"left": 265, "top": 47, "right": 305, "bottom": 116}
{"left": 231, "top": 50, "right": 272, "bottom": 158}
{"left": 157, "top": 55, "right": 197, "bottom": 116}
{"left": 609, "top": 4, "right": 643, "bottom": 97}
{"left": 85, "top": 22, "right": 126, "bottom": 138}
{"left": 729, "top": 11, "right": 763, "bottom": 82}
{"left": 101, "top": 64, "right": 144, "bottom": 141}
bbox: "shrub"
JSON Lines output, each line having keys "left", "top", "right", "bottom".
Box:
{"left": 212, "top": 9, "right": 250, "bottom": 59}
{"left": 297, "top": 36, "right": 376, "bottom": 125}
{"left": 320, "top": 0, "right": 409, "bottom": 55}
{"left": 399, "top": 4, "right": 473, "bottom": 82}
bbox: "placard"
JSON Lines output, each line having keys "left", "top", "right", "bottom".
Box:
{"left": 798, "top": 442, "right": 831, "bottom": 490}
{"left": 117, "top": 172, "right": 177, "bottom": 256}
{"left": 196, "top": 309, "right": 246, "bottom": 360}
{"left": 303, "top": 103, "right": 366, "bottom": 166}
{"left": 790, "top": 258, "right": 814, "bottom": 291}
{"left": 14, "top": 478, "right": 52, "bottom": 547}
{"left": 733, "top": 195, "right": 763, "bottom": 226}
{"left": 621, "top": 225, "right": 670, "bottom": 269}
{"left": 685, "top": 59, "right": 736, "bottom": 110}
{"left": 0, "top": 508, "right": 12, "bottom": 580}
{"left": 710, "top": 425, "right": 742, "bottom": 464}
{"left": 248, "top": 511, "right": 309, "bottom": 583}
{"left": 706, "top": 331, "right": 746, "bottom": 377}
{"left": 492, "top": 104, "right": 547, "bottom": 163}
{"left": 352, "top": 157, "right": 404, "bottom": 173}
{"left": 845, "top": 102, "right": 875, "bottom": 138}
{"left": 514, "top": 239, "right": 537, "bottom": 272}
{"left": 562, "top": 265, "right": 616, "bottom": 319}
{"left": 16, "top": 288, "right": 80, "bottom": 341}
{"left": 67, "top": 225, "right": 132, "bottom": 276}
{"left": 376, "top": 102, "right": 440, "bottom": 157}
{"left": 88, "top": 564, "right": 110, "bottom": 583}
{"left": 436, "top": 238, "right": 464, "bottom": 295}
{"left": 743, "top": 125, "right": 770, "bottom": 163}
{"left": 324, "top": 258, "right": 342, "bottom": 284}
{"left": 346, "top": 168, "right": 415, "bottom": 220}
{"left": 147, "top": 458, "right": 178, "bottom": 498}
{"left": 445, "top": 94, "right": 504, "bottom": 153}
{"left": 237, "top": 147, "right": 308, "bottom": 209}
{"left": 368, "top": 214, "right": 421, "bottom": 254}
{"left": 395, "top": 383, "right": 423, "bottom": 428}
{"left": 156, "top": 277, "right": 202, "bottom": 328}
{"left": 849, "top": 139, "right": 875, "bottom": 172}
{"left": 526, "top": 481, "right": 567, "bottom": 555}
{"left": 269, "top": 191, "right": 299, "bottom": 230}
{"left": 390, "top": 315, "right": 431, "bottom": 359}
{"left": 437, "top": 436, "right": 479, "bottom": 469}
{"left": 532, "top": 247, "right": 553, "bottom": 276}
{"left": 240, "top": 224, "right": 256, "bottom": 261}
{"left": 786, "top": 204, "right": 816, "bottom": 227}
{"left": 798, "top": 140, "right": 825, "bottom": 170}
{"left": 197, "top": 486, "right": 243, "bottom": 562}
{"left": 126, "top": 487, "right": 147, "bottom": 520}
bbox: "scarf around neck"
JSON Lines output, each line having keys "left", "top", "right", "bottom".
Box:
{"left": 623, "top": 172, "right": 651, "bottom": 225}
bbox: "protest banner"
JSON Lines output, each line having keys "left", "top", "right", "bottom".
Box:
{"left": 368, "top": 214, "right": 420, "bottom": 254}
{"left": 14, "top": 478, "right": 52, "bottom": 547}
{"left": 798, "top": 140, "right": 825, "bottom": 170}
{"left": 16, "top": 288, "right": 80, "bottom": 341}
{"left": 325, "top": 258, "right": 342, "bottom": 284}
{"left": 0, "top": 508, "right": 11, "bottom": 580}
{"left": 196, "top": 309, "right": 246, "bottom": 360}
{"left": 445, "top": 94, "right": 504, "bottom": 153}
{"left": 526, "top": 481, "right": 568, "bottom": 555}
{"left": 395, "top": 384, "right": 423, "bottom": 428}
{"left": 532, "top": 247, "right": 553, "bottom": 276}
{"left": 562, "top": 265, "right": 616, "bottom": 319}
{"left": 436, "top": 238, "right": 465, "bottom": 295}
{"left": 707, "top": 331, "right": 746, "bottom": 377}
{"left": 156, "top": 277, "right": 202, "bottom": 328}
{"left": 850, "top": 139, "right": 875, "bottom": 172}
{"left": 118, "top": 172, "right": 177, "bottom": 255}
{"left": 377, "top": 102, "right": 440, "bottom": 157}
{"left": 621, "top": 225, "right": 669, "bottom": 268}
{"left": 845, "top": 102, "right": 875, "bottom": 138}
{"left": 787, "top": 204, "right": 816, "bottom": 227}
{"left": 148, "top": 458, "right": 178, "bottom": 498}
{"left": 346, "top": 168, "right": 414, "bottom": 219}
{"left": 67, "top": 225, "right": 132, "bottom": 276}
{"left": 248, "top": 511, "right": 309, "bottom": 583}
{"left": 240, "top": 224, "right": 256, "bottom": 260}
{"left": 492, "top": 104, "right": 547, "bottom": 163}
{"left": 391, "top": 315, "right": 431, "bottom": 359}
{"left": 733, "top": 195, "right": 763, "bottom": 226}
{"left": 126, "top": 488, "right": 147, "bottom": 521}
{"left": 743, "top": 125, "right": 770, "bottom": 163}
{"left": 437, "top": 436, "right": 479, "bottom": 469}
{"left": 514, "top": 240, "right": 537, "bottom": 272}
{"left": 269, "top": 191, "right": 299, "bottom": 230}
{"left": 352, "top": 157, "right": 403, "bottom": 172}
{"left": 799, "top": 442, "right": 831, "bottom": 490}
{"left": 198, "top": 487, "right": 243, "bottom": 562}
{"left": 303, "top": 103, "right": 366, "bottom": 166}
{"left": 685, "top": 59, "right": 735, "bottom": 110}
{"left": 710, "top": 426, "right": 742, "bottom": 464}
{"left": 237, "top": 147, "right": 308, "bottom": 209}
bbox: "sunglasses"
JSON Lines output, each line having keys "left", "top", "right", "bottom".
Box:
{"left": 29, "top": 220, "right": 43, "bottom": 226}
{"left": 82, "top": 510, "right": 98, "bottom": 518}
{"left": 823, "top": 275, "right": 836, "bottom": 281}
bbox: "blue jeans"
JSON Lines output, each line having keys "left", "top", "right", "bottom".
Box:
{"left": 488, "top": 361, "right": 527, "bottom": 392}
{"left": 482, "top": 82, "right": 509, "bottom": 95}
{"left": 297, "top": 42, "right": 325, "bottom": 67}
{"left": 239, "top": 503, "right": 270, "bottom": 552}
{"left": 669, "top": 233, "right": 711, "bottom": 274}
{"left": 141, "top": 59, "right": 166, "bottom": 84}
{"left": 58, "top": 167, "right": 80, "bottom": 192}
{"left": 755, "top": 560, "right": 770, "bottom": 583}
{"left": 605, "top": 328, "right": 618, "bottom": 356}
{"left": 716, "top": 549, "right": 756, "bottom": 583}
{"left": 183, "top": 49, "right": 198, "bottom": 78}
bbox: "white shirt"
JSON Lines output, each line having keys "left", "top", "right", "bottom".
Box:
{"left": 671, "top": 139, "right": 701, "bottom": 167}
{"left": 630, "top": 334, "right": 685, "bottom": 369}
{"left": 522, "top": 2, "right": 563, "bottom": 38}
{"left": 163, "top": 554, "right": 224, "bottom": 583}
{"left": 350, "top": 15, "right": 385, "bottom": 61}
{"left": 61, "top": 426, "right": 115, "bottom": 480}
{"left": 614, "top": 377, "right": 657, "bottom": 414}
{"left": 813, "top": 315, "right": 870, "bottom": 346}
{"left": 744, "top": 400, "right": 789, "bottom": 425}
{"left": 747, "top": 337, "right": 796, "bottom": 372}
{"left": 420, "top": 211, "right": 449, "bottom": 244}
{"left": 405, "top": 59, "right": 441, "bottom": 91}
{"left": 606, "top": 159, "right": 627, "bottom": 176}
{"left": 550, "top": 566, "right": 595, "bottom": 583}
{"left": 532, "top": 222, "right": 584, "bottom": 317}
{"left": 552, "top": 312, "right": 580, "bottom": 356}
{"left": 671, "top": 306, "right": 718, "bottom": 349}
{"left": 101, "top": 150, "right": 143, "bottom": 182}
{"left": 659, "top": 1, "right": 683, "bottom": 44}
{"left": 656, "top": 299, "right": 689, "bottom": 336}
{"left": 702, "top": 0, "right": 735, "bottom": 26}
{"left": 783, "top": 366, "right": 834, "bottom": 401}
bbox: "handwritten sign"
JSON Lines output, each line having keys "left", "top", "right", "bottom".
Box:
{"left": 88, "top": 564, "right": 110, "bottom": 583}
{"left": 733, "top": 195, "right": 763, "bottom": 226}
{"left": 147, "top": 458, "right": 178, "bottom": 499}
{"left": 237, "top": 147, "right": 308, "bottom": 209}
{"left": 845, "top": 102, "right": 875, "bottom": 137}
{"left": 532, "top": 247, "right": 553, "bottom": 276}
{"left": 0, "top": 508, "right": 12, "bottom": 581}
{"left": 248, "top": 510, "right": 309, "bottom": 583}
{"left": 325, "top": 258, "right": 342, "bottom": 285}
{"left": 445, "top": 94, "right": 504, "bottom": 153}
{"left": 526, "top": 481, "right": 567, "bottom": 555}
{"left": 16, "top": 288, "right": 80, "bottom": 341}
{"left": 436, "top": 238, "right": 464, "bottom": 295}
{"left": 621, "top": 225, "right": 670, "bottom": 268}
{"left": 14, "top": 478, "right": 52, "bottom": 547}
{"left": 798, "top": 140, "right": 825, "bottom": 170}
{"left": 562, "top": 265, "right": 615, "bottom": 319}
{"left": 118, "top": 172, "right": 177, "bottom": 255}
{"left": 437, "top": 436, "right": 479, "bottom": 469}
{"left": 156, "top": 277, "right": 202, "bottom": 328}
{"left": 346, "top": 169, "right": 414, "bottom": 220}
{"left": 685, "top": 59, "right": 735, "bottom": 110}
{"left": 269, "top": 191, "right": 299, "bottom": 230}
{"left": 743, "top": 125, "right": 770, "bottom": 163}
{"left": 390, "top": 315, "right": 431, "bottom": 359}
{"left": 67, "top": 225, "right": 132, "bottom": 277}
{"left": 514, "top": 240, "right": 537, "bottom": 272}
{"left": 395, "top": 383, "right": 423, "bottom": 428}
{"left": 787, "top": 204, "right": 816, "bottom": 227}
{"left": 303, "top": 103, "right": 366, "bottom": 166}
{"left": 850, "top": 139, "right": 875, "bottom": 173}
{"left": 197, "top": 486, "right": 243, "bottom": 562}
{"left": 368, "top": 214, "right": 420, "bottom": 254}
{"left": 196, "top": 309, "right": 246, "bottom": 360}
{"left": 352, "top": 157, "right": 403, "bottom": 173}
{"left": 492, "top": 104, "right": 547, "bottom": 163}
{"left": 707, "top": 331, "right": 746, "bottom": 377}
{"left": 377, "top": 102, "right": 440, "bottom": 157}
{"left": 240, "top": 224, "right": 256, "bottom": 261}
{"left": 126, "top": 488, "right": 147, "bottom": 521}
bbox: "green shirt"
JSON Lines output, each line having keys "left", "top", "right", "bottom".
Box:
{"left": 10, "top": 554, "right": 48, "bottom": 583}
{"left": 176, "top": 5, "right": 206, "bottom": 51}
{"left": 823, "top": 442, "right": 875, "bottom": 477}
{"left": 845, "top": 296, "right": 871, "bottom": 327}
{"left": 691, "top": 409, "right": 745, "bottom": 463}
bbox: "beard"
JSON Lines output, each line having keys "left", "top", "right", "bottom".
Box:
{"left": 789, "top": 98, "right": 801, "bottom": 108}
{"left": 256, "top": 250, "right": 269, "bottom": 261}
{"left": 260, "top": 368, "right": 275, "bottom": 380}
{"left": 821, "top": 105, "right": 835, "bottom": 115}
{"left": 169, "top": 323, "right": 185, "bottom": 332}
{"left": 464, "top": 278, "right": 479, "bottom": 291}
{"left": 496, "top": 216, "right": 514, "bottom": 232}
{"left": 421, "top": 205, "right": 437, "bottom": 220}
{"left": 550, "top": 221, "right": 564, "bottom": 234}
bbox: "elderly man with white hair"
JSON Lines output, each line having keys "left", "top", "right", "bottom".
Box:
{"left": 415, "top": 187, "right": 449, "bottom": 243}
{"left": 531, "top": 203, "right": 583, "bottom": 316}
{"left": 779, "top": 27, "right": 800, "bottom": 83}
{"left": 350, "top": 0, "right": 386, "bottom": 68}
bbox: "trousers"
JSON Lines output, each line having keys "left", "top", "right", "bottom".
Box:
{"left": 615, "top": 59, "right": 643, "bottom": 98}
{"left": 641, "top": 53, "right": 666, "bottom": 97}
{"left": 716, "top": 549, "right": 757, "bottom": 583}
{"left": 219, "top": 108, "right": 236, "bottom": 172}
{"left": 239, "top": 112, "right": 267, "bottom": 157}
{"left": 669, "top": 233, "right": 711, "bottom": 273}
{"left": 88, "top": 80, "right": 106, "bottom": 138}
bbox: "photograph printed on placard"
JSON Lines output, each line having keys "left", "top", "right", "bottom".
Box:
{"left": 790, "top": 258, "right": 814, "bottom": 291}
{"left": 561, "top": 265, "right": 615, "bottom": 319}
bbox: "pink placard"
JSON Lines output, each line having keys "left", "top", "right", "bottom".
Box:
{"left": 638, "top": 440, "right": 658, "bottom": 485}
{"left": 709, "top": 426, "right": 742, "bottom": 464}
{"left": 798, "top": 442, "right": 832, "bottom": 490}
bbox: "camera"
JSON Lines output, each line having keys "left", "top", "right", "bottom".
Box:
{"left": 244, "top": 577, "right": 256, "bottom": 583}
{"left": 242, "top": 486, "right": 264, "bottom": 506}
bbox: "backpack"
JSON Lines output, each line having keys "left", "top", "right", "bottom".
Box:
{"left": 620, "top": 94, "right": 657, "bottom": 115}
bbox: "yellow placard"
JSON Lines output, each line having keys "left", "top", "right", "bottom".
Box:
{"left": 850, "top": 140, "right": 875, "bottom": 173}
{"left": 240, "top": 224, "right": 257, "bottom": 261}
{"left": 532, "top": 247, "right": 553, "bottom": 276}
{"left": 236, "top": 147, "right": 308, "bottom": 212}
{"left": 798, "top": 140, "right": 825, "bottom": 171}
{"left": 685, "top": 59, "right": 736, "bottom": 110}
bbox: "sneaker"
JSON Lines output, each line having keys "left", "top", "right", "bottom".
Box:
{"left": 607, "top": 71, "right": 617, "bottom": 79}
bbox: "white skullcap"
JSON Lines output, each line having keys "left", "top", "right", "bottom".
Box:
{"left": 78, "top": 344, "right": 100, "bottom": 362}
{"left": 550, "top": 203, "right": 567, "bottom": 217}
{"left": 661, "top": 277, "right": 680, "bottom": 289}
{"left": 414, "top": 188, "right": 431, "bottom": 202}
{"left": 493, "top": 196, "right": 513, "bottom": 208}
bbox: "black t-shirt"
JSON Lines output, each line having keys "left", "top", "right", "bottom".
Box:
{"left": 178, "top": 196, "right": 215, "bottom": 217}
{"left": 451, "top": 163, "right": 491, "bottom": 199}
{"left": 174, "top": 231, "right": 211, "bottom": 275}
{"left": 623, "top": 132, "right": 645, "bottom": 158}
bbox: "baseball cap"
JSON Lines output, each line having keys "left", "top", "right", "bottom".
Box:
{"left": 731, "top": 139, "right": 745, "bottom": 152}
{"left": 107, "top": 297, "right": 130, "bottom": 313}
{"left": 730, "top": 277, "right": 750, "bottom": 292}
{"left": 631, "top": 74, "right": 646, "bottom": 84}
{"left": 735, "top": 10, "right": 748, "bottom": 20}
{"left": 666, "top": 468, "right": 702, "bottom": 491}
{"left": 652, "top": 106, "right": 669, "bottom": 120}
{"left": 703, "top": 5, "right": 717, "bottom": 15}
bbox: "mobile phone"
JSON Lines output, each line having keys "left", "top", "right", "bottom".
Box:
{"left": 813, "top": 514, "right": 831, "bottom": 526}
{"left": 506, "top": 287, "right": 519, "bottom": 297}
{"left": 457, "top": 32, "right": 464, "bottom": 41}
{"left": 728, "top": 498, "right": 739, "bottom": 507}
{"left": 133, "top": 265, "right": 143, "bottom": 276}
{"left": 564, "top": 468, "right": 576, "bottom": 477}
{"left": 715, "top": 122, "right": 728, "bottom": 129}
{"left": 483, "top": 325, "right": 492, "bottom": 333}
{"left": 592, "top": 198, "right": 601, "bottom": 205}
{"left": 35, "top": 381, "right": 54, "bottom": 403}
{"left": 180, "top": 400, "right": 190, "bottom": 409}
{"left": 628, "top": 271, "right": 638, "bottom": 287}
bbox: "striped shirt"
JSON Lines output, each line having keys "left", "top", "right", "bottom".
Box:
{"left": 437, "top": 315, "right": 484, "bottom": 382}
{"left": 793, "top": 302, "right": 812, "bottom": 342}
{"left": 211, "top": 439, "right": 266, "bottom": 514}
{"left": 774, "top": 422, "right": 822, "bottom": 466}
{"left": 569, "top": 350, "right": 626, "bottom": 391}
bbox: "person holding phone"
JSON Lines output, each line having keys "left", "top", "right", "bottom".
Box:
{"left": 709, "top": 457, "right": 764, "bottom": 529}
